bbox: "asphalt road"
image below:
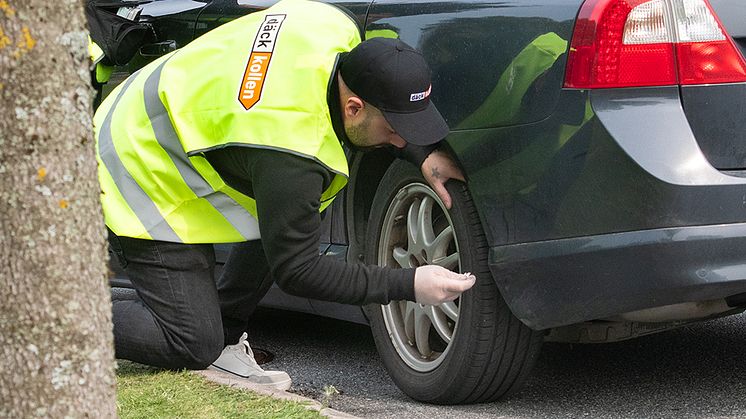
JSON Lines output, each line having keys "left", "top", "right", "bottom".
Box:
{"left": 248, "top": 308, "right": 746, "bottom": 419}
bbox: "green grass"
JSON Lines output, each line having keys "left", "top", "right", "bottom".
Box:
{"left": 116, "top": 361, "right": 322, "bottom": 419}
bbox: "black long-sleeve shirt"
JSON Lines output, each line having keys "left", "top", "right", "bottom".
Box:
{"left": 205, "top": 147, "right": 416, "bottom": 305}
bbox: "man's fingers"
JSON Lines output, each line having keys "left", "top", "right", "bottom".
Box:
{"left": 443, "top": 275, "right": 476, "bottom": 293}
{"left": 432, "top": 182, "right": 452, "bottom": 209}
{"left": 437, "top": 267, "right": 472, "bottom": 280}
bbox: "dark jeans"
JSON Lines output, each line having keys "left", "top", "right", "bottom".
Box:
{"left": 109, "top": 230, "right": 273, "bottom": 370}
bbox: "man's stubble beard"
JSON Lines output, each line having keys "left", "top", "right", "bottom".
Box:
{"left": 345, "top": 112, "right": 378, "bottom": 152}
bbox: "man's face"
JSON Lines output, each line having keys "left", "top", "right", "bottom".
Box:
{"left": 344, "top": 105, "right": 407, "bottom": 152}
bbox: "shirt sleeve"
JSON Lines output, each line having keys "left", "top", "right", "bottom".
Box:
{"left": 208, "top": 146, "right": 416, "bottom": 305}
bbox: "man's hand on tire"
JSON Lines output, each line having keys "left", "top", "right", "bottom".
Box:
{"left": 420, "top": 149, "right": 465, "bottom": 209}
{"left": 413, "top": 265, "right": 476, "bottom": 305}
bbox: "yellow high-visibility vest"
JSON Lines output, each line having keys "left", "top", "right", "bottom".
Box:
{"left": 95, "top": 0, "right": 360, "bottom": 243}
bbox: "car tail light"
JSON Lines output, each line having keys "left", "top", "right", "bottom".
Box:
{"left": 564, "top": 0, "right": 746, "bottom": 88}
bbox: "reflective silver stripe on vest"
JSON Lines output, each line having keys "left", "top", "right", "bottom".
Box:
{"left": 98, "top": 71, "right": 182, "bottom": 242}
{"left": 143, "top": 60, "right": 260, "bottom": 241}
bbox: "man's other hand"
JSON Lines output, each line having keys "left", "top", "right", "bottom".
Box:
{"left": 414, "top": 265, "right": 476, "bottom": 305}
{"left": 420, "top": 150, "right": 465, "bottom": 209}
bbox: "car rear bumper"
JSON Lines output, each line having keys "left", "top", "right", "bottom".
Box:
{"left": 489, "top": 222, "right": 746, "bottom": 330}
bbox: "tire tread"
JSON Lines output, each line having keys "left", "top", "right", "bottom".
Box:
{"left": 365, "top": 162, "right": 543, "bottom": 405}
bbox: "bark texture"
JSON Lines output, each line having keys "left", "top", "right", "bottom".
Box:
{"left": 0, "top": 1, "right": 116, "bottom": 417}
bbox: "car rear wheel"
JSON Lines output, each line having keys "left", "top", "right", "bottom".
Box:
{"left": 365, "top": 160, "right": 543, "bottom": 404}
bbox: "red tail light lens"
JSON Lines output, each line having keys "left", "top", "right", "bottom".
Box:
{"left": 678, "top": 41, "right": 746, "bottom": 84}
{"left": 564, "top": 0, "right": 746, "bottom": 88}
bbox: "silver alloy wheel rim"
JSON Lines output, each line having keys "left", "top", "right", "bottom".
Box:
{"left": 377, "top": 183, "right": 461, "bottom": 372}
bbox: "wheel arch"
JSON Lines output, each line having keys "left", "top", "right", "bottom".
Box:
{"left": 345, "top": 149, "right": 396, "bottom": 264}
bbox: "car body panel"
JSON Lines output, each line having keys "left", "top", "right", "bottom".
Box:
{"left": 449, "top": 88, "right": 746, "bottom": 241}
{"left": 367, "top": 0, "right": 581, "bottom": 129}
{"left": 592, "top": 87, "right": 746, "bottom": 186}
{"left": 142, "top": 0, "right": 208, "bottom": 17}
{"left": 491, "top": 223, "right": 746, "bottom": 329}
{"left": 193, "top": 0, "right": 370, "bottom": 36}
{"left": 682, "top": 84, "right": 746, "bottom": 170}
{"left": 456, "top": 84, "right": 746, "bottom": 327}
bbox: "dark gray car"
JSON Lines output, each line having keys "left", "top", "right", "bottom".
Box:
{"left": 100, "top": 0, "right": 746, "bottom": 404}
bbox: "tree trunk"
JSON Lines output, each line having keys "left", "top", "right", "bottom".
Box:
{"left": 0, "top": 1, "right": 116, "bottom": 417}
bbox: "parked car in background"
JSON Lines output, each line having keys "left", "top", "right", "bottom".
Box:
{"left": 100, "top": 0, "right": 746, "bottom": 404}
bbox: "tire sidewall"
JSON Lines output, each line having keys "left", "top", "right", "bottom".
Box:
{"left": 364, "top": 160, "right": 499, "bottom": 403}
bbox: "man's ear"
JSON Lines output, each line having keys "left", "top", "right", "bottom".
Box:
{"left": 343, "top": 97, "right": 365, "bottom": 120}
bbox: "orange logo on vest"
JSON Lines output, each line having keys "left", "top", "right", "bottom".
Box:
{"left": 239, "top": 14, "right": 286, "bottom": 110}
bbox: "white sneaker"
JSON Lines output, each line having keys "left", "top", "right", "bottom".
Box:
{"left": 209, "top": 333, "right": 292, "bottom": 391}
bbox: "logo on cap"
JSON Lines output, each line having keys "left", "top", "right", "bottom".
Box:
{"left": 238, "top": 14, "right": 286, "bottom": 110}
{"left": 409, "top": 85, "right": 432, "bottom": 102}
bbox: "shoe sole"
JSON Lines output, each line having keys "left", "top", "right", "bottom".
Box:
{"left": 207, "top": 364, "right": 292, "bottom": 391}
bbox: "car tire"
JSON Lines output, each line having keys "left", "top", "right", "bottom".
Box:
{"left": 364, "top": 160, "right": 543, "bottom": 404}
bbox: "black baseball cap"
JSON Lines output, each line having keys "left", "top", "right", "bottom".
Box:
{"left": 339, "top": 38, "right": 449, "bottom": 146}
